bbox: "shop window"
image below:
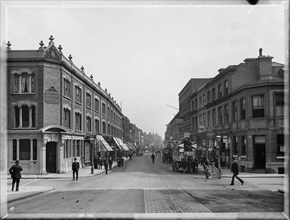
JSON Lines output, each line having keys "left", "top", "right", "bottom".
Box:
{"left": 232, "top": 136, "right": 238, "bottom": 155}
{"left": 65, "top": 140, "right": 69, "bottom": 159}
{"left": 76, "top": 140, "right": 80, "bottom": 157}
{"left": 241, "top": 136, "right": 246, "bottom": 155}
{"left": 277, "top": 134, "right": 284, "bottom": 156}
{"left": 33, "top": 139, "right": 37, "bottom": 160}
{"left": 275, "top": 93, "right": 284, "bottom": 117}
{"left": 13, "top": 139, "right": 17, "bottom": 160}
{"left": 252, "top": 95, "right": 265, "bottom": 118}
{"left": 73, "top": 140, "right": 76, "bottom": 157}
{"left": 19, "top": 139, "right": 30, "bottom": 160}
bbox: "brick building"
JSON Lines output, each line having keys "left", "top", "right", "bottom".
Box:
{"left": 7, "top": 36, "right": 124, "bottom": 174}
{"left": 166, "top": 49, "right": 285, "bottom": 173}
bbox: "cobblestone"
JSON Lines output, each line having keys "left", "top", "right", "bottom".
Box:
{"left": 144, "top": 188, "right": 211, "bottom": 213}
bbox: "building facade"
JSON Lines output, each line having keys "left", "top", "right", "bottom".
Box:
{"left": 7, "top": 37, "right": 124, "bottom": 174}
{"left": 166, "top": 49, "right": 285, "bottom": 173}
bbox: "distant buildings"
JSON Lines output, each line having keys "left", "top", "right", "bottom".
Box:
{"left": 165, "top": 49, "right": 285, "bottom": 173}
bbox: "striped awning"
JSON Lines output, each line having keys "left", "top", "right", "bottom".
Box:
{"left": 97, "top": 135, "right": 113, "bottom": 151}
{"left": 113, "top": 137, "right": 124, "bottom": 151}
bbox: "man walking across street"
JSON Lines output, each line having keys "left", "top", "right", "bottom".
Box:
{"left": 72, "top": 157, "right": 80, "bottom": 181}
{"left": 9, "top": 160, "right": 23, "bottom": 191}
{"left": 230, "top": 158, "right": 244, "bottom": 185}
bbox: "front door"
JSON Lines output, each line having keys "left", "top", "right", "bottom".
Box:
{"left": 254, "top": 144, "right": 266, "bottom": 169}
{"left": 46, "top": 142, "right": 57, "bottom": 173}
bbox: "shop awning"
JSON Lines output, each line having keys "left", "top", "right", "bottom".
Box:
{"left": 97, "top": 135, "right": 113, "bottom": 151}
{"left": 116, "top": 138, "right": 129, "bottom": 151}
{"left": 113, "top": 137, "right": 124, "bottom": 151}
{"left": 122, "top": 143, "right": 130, "bottom": 151}
{"left": 127, "top": 143, "right": 136, "bottom": 150}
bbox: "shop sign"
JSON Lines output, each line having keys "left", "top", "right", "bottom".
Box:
{"left": 45, "top": 86, "right": 59, "bottom": 104}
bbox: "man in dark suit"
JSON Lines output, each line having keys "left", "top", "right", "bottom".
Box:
{"left": 9, "top": 160, "right": 23, "bottom": 191}
{"left": 231, "top": 158, "right": 244, "bottom": 185}
{"left": 72, "top": 157, "right": 80, "bottom": 181}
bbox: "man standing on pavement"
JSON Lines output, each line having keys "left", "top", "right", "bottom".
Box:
{"left": 72, "top": 157, "right": 80, "bottom": 181}
{"left": 103, "top": 157, "right": 109, "bottom": 174}
{"left": 151, "top": 152, "right": 155, "bottom": 164}
{"left": 9, "top": 160, "right": 23, "bottom": 191}
{"left": 230, "top": 158, "right": 244, "bottom": 185}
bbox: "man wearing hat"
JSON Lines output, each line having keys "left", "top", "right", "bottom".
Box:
{"left": 72, "top": 157, "right": 80, "bottom": 181}
{"left": 9, "top": 160, "right": 23, "bottom": 191}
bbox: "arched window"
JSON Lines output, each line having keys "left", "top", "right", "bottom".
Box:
{"left": 22, "top": 105, "right": 29, "bottom": 127}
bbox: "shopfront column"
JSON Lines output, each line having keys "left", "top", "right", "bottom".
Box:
{"left": 40, "top": 140, "right": 47, "bottom": 175}
{"left": 19, "top": 105, "right": 22, "bottom": 128}
{"left": 59, "top": 139, "right": 65, "bottom": 173}
{"left": 29, "top": 106, "right": 32, "bottom": 128}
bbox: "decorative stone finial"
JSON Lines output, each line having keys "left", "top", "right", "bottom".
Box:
{"left": 105, "top": 88, "right": 107, "bottom": 93}
{"left": 259, "top": 48, "right": 263, "bottom": 56}
{"left": 49, "top": 35, "right": 54, "bottom": 45}
{"left": 6, "top": 41, "right": 11, "bottom": 50}
{"left": 81, "top": 66, "right": 84, "bottom": 72}
{"left": 98, "top": 82, "right": 101, "bottom": 86}
{"left": 90, "top": 74, "right": 93, "bottom": 80}
{"left": 58, "top": 45, "right": 62, "bottom": 53}
{"left": 109, "top": 93, "right": 111, "bottom": 97}
{"left": 68, "top": 55, "right": 72, "bottom": 61}
{"left": 39, "top": 40, "right": 44, "bottom": 50}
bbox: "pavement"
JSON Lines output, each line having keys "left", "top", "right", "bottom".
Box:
{"left": 6, "top": 157, "right": 285, "bottom": 203}
{"left": 7, "top": 157, "right": 130, "bottom": 203}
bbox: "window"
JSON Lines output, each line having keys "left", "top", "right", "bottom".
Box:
{"left": 108, "top": 124, "right": 111, "bottom": 135}
{"left": 232, "top": 136, "right": 238, "bottom": 155}
{"left": 95, "top": 119, "right": 99, "bottom": 134}
{"left": 212, "top": 109, "right": 216, "bottom": 126}
{"left": 86, "top": 93, "right": 91, "bottom": 108}
{"left": 207, "top": 91, "right": 211, "bottom": 103}
{"left": 275, "top": 93, "right": 284, "bottom": 117}
{"left": 224, "top": 104, "right": 229, "bottom": 124}
{"left": 232, "top": 101, "right": 238, "bottom": 122}
{"left": 277, "top": 134, "right": 284, "bottom": 156}
{"left": 199, "top": 115, "right": 202, "bottom": 127}
{"left": 33, "top": 139, "right": 37, "bottom": 160}
{"left": 192, "top": 117, "right": 195, "bottom": 130}
{"left": 218, "top": 106, "right": 223, "bottom": 125}
{"left": 15, "top": 106, "right": 20, "bottom": 127}
{"left": 252, "top": 95, "right": 265, "bottom": 118}
{"left": 224, "top": 80, "right": 228, "bottom": 95}
{"left": 212, "top": 88, "right": 216, "bottom": 100}
{"left": 203, "top": 94, "right": 206, "bottom": 105}
{"left": 22, "top": 105, "right": 29, "bottom": 127}
{"left": 64, "top": 78, "right": 71, "bottom": 97}
{"left": 195, "top": 98, "right": 198, "bottom": 110}
{"left": 76, "top": 140, "right": 80, "bottom": 157}
{"left": 86, "top": 116, "right": 91, "bottom": 132}
{"left": 108, "top": 107, "right": 110, "bottom": 118}
{"left": 14, "top": 72, "right": 35, "bottom": 94}
{"left": 102, "top": 103, "right": 106, "bottom": 115}
{"left": 65, "top": 140, "right": 69, "bottom": 158}
{"left": 73, "top": 141, "right": 76, "bottom": 157}
{"left": 203, "top": 113, "right": 206, "bottom": 127}
{"left": 191, "top": 100, "right": 194, "bottom": 111}
{"left": 240, "top": 98, "right": 246, "bottom": 120}
{"left": 21, "top": 73, "right": 29, "bottom": 93}
{"left": 207, "top": 111, "right": 211, "bottom": 128}
{"left": 199, "top": 97, "right": 202, "bottom": 108}
{"left": 102, "top": 121, "right": 106, "bottom": 134}
{"left": 75, "top": 86, "right": 82, "bottom": 103}
{"left": 95, "top": 98, "right": 99, "bottom": 112}
{"left": 75, "top": 112, "right": 82, "bottom": 131}
{"left": 14, "top": 74, "right": 20, "bottom": 93}
{"left": 19, "top": 139, "right": 30, "bottom": 160}
{"left": 13, "top": 139, "right": 17, "bottom": 160}
{"left": 241, "top": 136, "right": 246, "bottom": 155}
{"left": 64, "top": 108, "right": 71, "bottom": 129}
{"left": 218, "top": 84, "right": 222, "bottom": 98}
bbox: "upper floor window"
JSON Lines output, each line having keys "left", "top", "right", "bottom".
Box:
{"left": 232, "top": 101, "right": 238, "bottom": 122}
{"left": 191, "top": 100, "right": 195, "bottom": 111}
{"left": 241, "top": 136, "right": 246, "bottom": 155}
{"left": 75, "top": 112, "right": 82, "bottom": 131}
{"left": 207, "top": 110, "right": 211, "bottom": 128}
{"left": 199, "top": 97, "right": 202, "bottom": 108}
{"left": 218, "top": 106, "right": 223, "bottom": 125}
{"left": 64, "top": 78, "right": 71, "bottom": 97}
{"left": 203, "top": 94, "right": 206, "bottom": 105}
{"left": 224, "top": 104, "right": 229, "bottom": 124}
{"left": 95, "top": 119, "right": 100, "bottom": 134}
{"left": 224, "top": 80, "right": 228, "bottom": 95}
{"left": 14, "top": 105, "right": 36, "bottom": 128}
{"left": 218, "top": 84, "right": 222, "bottom": 98}
{"left": 64, "top": 108, "right": 71, "bottom": 129}
{"left": 203, "top": 113, "right": 206, "bottom": 127}
{"left": 108, "top": 107, "right": 110, "bottom": 118}
{"left": 212, "top": 108, "right": 216, "bottom": 126}
{"left": 75, "top": 86, "right": 82, "bottom": 103}
{"left": 102, "top": 121, "right": 106, "bottom": 134}
{"left": 240, "top": 98, "right": 246, "bottom": 120}
{"left": 275, "top": 93, "right": 284, "bottom": 117}
{"left": 212, "top": 88, "right": 216, "bottom": 100}
{"left": 95, "top": 98, "right": 99, "bottom": 112}
{"left": 252, "top": 95, "right": 264, "bottom": 118}
{"left": 277, "top": 134, "right": 284, "bottom": 156}
{"left": 14, "top": 72, "right": 36, "bottom": 94}
{"left": 86, "top": 116, "right": 91, "bottom": 132}
{"left": 207, "top": 91, "right": 211, "bottom": 103}
{"left": 102, "top": 103, "right": 106, "bottom": 115}
{"left": 195, "top": 98, "right": 198, "bottom": 110}
{"left": 86, "top": 93, "right": 91, "bottom": 108}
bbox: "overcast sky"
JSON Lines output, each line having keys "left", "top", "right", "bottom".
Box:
{"left": 6, "top": 2, "right": 285, "bottom": 139}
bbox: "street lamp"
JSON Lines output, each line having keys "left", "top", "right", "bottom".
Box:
{"left": 216, "top": 135, "right": 222, "bottom": 174}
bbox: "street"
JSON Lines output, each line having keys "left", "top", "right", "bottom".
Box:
{"left": 7, "top": 153, "right": 284, "bottom": 214}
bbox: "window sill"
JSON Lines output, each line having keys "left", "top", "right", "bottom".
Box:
{"left": 75, "top": 101, "right": 82, "bottom": 105}
{"left": 12, "top": 92, "right": 36, "bottom": 95}
{"left": 277, "top": 156, "right": 284, "bottom": 159}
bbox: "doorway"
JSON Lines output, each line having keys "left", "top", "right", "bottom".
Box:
{"left": 46, "top": 142, "right": 57, "bottom": 173}
{"left": 254, "top": 144, "right": 266, "bottom": 169}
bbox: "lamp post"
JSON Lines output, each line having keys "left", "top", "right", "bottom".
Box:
{"left": 216, "top": 135, "right": 222, "bottom": 175}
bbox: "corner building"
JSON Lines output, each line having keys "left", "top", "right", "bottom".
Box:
{"left": 190, "top": 49, "right": 285, "bottom": 173}
{"left": 7, "top": 37, "right": 124, "bottom": 174}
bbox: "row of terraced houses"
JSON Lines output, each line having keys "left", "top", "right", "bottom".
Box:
{"left": 165, "top": 49, "right": 285, "bottom": 173}
{"left": 6, "top": 36, "right": 144, "bottom": 175}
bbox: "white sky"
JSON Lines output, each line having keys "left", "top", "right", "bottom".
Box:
{"left": 5, "top": 2, "right": 286, "bottom": 139}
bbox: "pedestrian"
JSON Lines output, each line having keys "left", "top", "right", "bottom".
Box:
{"left": 201, "top": 155, "right": 209, "bottom": 179}
{"left": 103, "top": 158, "right": 108, "bottom": 174}
{"left": 98, "top": 157, "right": 103, "bottom": 169}
{"left": 108, "top": 156, "right": 113, "bottom": 170}
{"left": 230, "top": 158, "right": 244, "bottom": 185}
{"left": 9, "top": 160, "right": 23, "bottom": 191}
{"left": 72, "top": 157, "right": 80, "bottom": 181}
{"left": 151, "top": 152, "right": 155, "bottom": 163}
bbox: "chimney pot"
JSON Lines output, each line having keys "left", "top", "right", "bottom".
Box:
{"left": 259, "top": 48, "right": 263, "bottom": 56}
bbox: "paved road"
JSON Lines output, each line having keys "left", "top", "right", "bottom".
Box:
{"left": 7, "top": 154, "right": 283, "bottom": 214}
